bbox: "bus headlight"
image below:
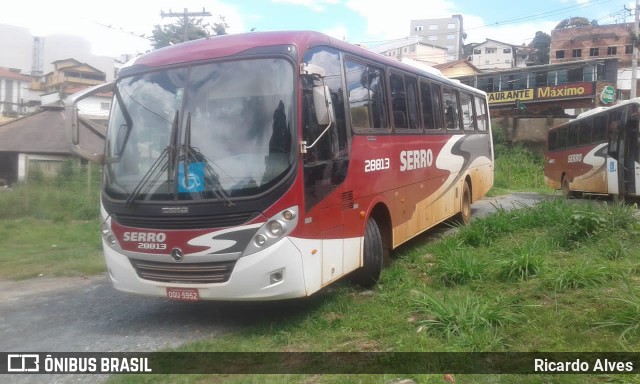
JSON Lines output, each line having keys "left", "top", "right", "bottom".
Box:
{"left": 100, "top": 217, "right": 118, "bottom": 248}
{"left": 268, "top": 221, "right": 283, "bottom": 237}
{"left": 255, "top": 234, "right": 267, "bottom": 247}
{"left": 244, "top": 206, "right": 299, "bottom": 256}
{"left": 282, "top": 209, "right": 296, "bottom": 221}
{"left": 101, "top": 222, "right": 110, "bottom": 236}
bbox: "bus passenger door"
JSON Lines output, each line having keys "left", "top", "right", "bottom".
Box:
{"left": 607, "top": 110, "right": 626, "bottom": 196}
{"left": 625, "top": 118, "right": 640, "bottom": 196}
{"left": 301, "top": 46, "right": 351, "bottom": 285}
{"left": 607, "top": 132, "right": 620, "bottom": 195}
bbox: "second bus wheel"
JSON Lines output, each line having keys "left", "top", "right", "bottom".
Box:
{"left": 349, "top": 217, "right": 383, "bottom": 288}
{"left": 453, "top": 181, "right": 472, "bottom": 225}
{"left": 562, "top": 176, "right": 573, "bottom": 198}
{"left": 459, "top": 181, "right": 472, "bottom": 225}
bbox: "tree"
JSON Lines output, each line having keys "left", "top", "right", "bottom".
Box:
{"left": 554, "top": 17, "right": 598, "bottom": 29}
{"left": 151, "top": 15, "right": 228, "bottom": 49}
{"left": 529, "top": 31, "right": 551, "bottom": 65}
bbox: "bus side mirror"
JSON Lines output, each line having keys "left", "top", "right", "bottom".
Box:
{"left": 300, "top": 63, "right": 335, "bottom": 154}
{"left": 301, "top": 62, "right": 335, "bottom": 125}
{"left": 313, "top": 83, "right": 335, "bottom": 126}
{"left": 64, "top": 82, "right": 114, "bottom": 163}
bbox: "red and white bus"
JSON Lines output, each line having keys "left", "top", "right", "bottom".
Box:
{"left": 544, "top": 98, "right": 640, "bottom": 199}
{"left": 67, "top": 31, "right": 494, "bottom": 301}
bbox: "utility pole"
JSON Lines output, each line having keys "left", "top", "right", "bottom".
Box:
{"left": 160, "top": 8, "right": 212, "bottom": 43}
{"left": 632, "top": 0, "right": 639, "bottom": 98}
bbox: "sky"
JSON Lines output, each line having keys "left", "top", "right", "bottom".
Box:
{"left": 0, "top": 0, "right": 635, "bottom": 57}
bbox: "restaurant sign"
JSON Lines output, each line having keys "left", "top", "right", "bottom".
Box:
{"left": 488, "top": 82, "right": 595, "bottom": 105}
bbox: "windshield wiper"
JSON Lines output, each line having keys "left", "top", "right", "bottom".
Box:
{"left": 126, "top": 110, "right": 234, "bottom": 208}
{"left": 125, "top": 111, "right": 179, "bottom": 207}
{"left": 182, "top": 112, "right": 234, "bottom": 207}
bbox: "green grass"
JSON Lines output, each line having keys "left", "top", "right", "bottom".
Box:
{"left": 0, "top": 161, "right": 104, "bottom": 279}
{"left": 489, "top": 124, "right": 551, "bottom": 196}
{"left": 0, "top": 160, "right": 101, "bottom": 221}
{"left": 4, "top": 143, "right": 640, "bottom": 383}
{"left": 0, "top": 218, "right": 105, "bottom": 279}
{"left": 105, "top": 198, "right": 640, "bottom": 384}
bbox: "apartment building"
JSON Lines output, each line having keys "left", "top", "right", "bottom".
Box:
{"left": 550, "top": 22, "right": 637, "bottom": 96}
{"left": 0, "top": 68, "right": 38, "bottom": 122}
{"left": 409, "top": 15, "right": 464, "bottom": 62}
{"left": 467, "top": 39, "right": 534, "bottom": 70}
{"left": 368, "top": 36, "right": 448, "bottom": 65}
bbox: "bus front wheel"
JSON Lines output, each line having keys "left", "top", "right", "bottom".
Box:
{"left": 349, "top": 217, "right": 383, "bottom": 288}
{"left": 562, "top": 176, "right": 573, "bottom": 198}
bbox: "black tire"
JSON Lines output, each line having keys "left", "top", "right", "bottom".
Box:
{"left": 349, "top": 217, "right": 383, "bottom": 288}
{"left": 561, "top": 176, "right": 572, "bottom": 199}
{"left": 455, "top": 181, "right": 472, "bottom": 225}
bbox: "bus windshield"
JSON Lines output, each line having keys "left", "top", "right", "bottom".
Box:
{"left": 104, "top": 58, "right": 295, "bottom": 202}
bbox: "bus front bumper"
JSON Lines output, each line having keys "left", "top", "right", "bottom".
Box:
{"left": 102, "top": 237, "right": 308, "bottom": 301}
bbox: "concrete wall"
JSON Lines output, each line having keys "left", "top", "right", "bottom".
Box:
{"left": 494, "top": 116, "right": 572, "bottom": 151}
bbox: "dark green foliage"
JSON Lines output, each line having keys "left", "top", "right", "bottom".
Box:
{"left": 151, "top": 15, "right": 228, "bottom": 49}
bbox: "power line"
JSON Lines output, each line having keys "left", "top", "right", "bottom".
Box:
{"left": 94, "top": 22, "right": 153, "bottom": 42}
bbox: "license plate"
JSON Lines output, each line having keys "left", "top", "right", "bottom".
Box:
{"left": 166, "top": 287, "right": 200, "bottom": 301}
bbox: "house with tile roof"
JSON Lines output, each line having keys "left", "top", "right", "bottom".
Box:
{"left": 0, "top": 103, "right": 105, "bottom": 186}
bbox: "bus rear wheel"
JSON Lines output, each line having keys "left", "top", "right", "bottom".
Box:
{"left": 349, "top": 217, "right": 383, "bottom": 288}
{"left": 456, "top": 181, "right": 472, "bottom": 225}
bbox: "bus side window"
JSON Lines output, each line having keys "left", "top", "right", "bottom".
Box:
{"left": 431, "top": 83, "right": 443, "bottom": 130}
{"left": 578, "top": 119, "right": 593, "bottom": 145}
{"left": 346, "top": 61, "right": 389, "bottom": 131}
{"left": 419, "top": 80, "right": 436, "bottom": 130}
{"left": 592, "top": 115, "right": 608, "bottom": 143}
{"left": 405, "top": 76, "right": 420, "bottom": 131}
{"left": 460, "top": 92, "right": 475, "bottom": 131}
{"left": 442, "top": 87, "right": 460, "bottom": 131}
{"left": 548, "top": 130, "right": 557, "bottom": 151}
{"left": 474, "top": 96, "right": 488, "bottom": 132}
{"left": 390, "top": 72, "right": 408, "bottom": 129}
{"left": 557, "top": 127, "right": 568, "bottom": 149}
{"left": 368, "top": 66, "right": 389, "bottom": 130}
{"left": 390, "top": 73, "right": 420, "bottom": 132}
{"left": 567, "top": 123, "right": 579, "bottom": 148}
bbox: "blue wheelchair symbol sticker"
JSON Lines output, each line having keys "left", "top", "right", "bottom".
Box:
{"left": 178, "top": 162, "right": 205, "bottom": 192}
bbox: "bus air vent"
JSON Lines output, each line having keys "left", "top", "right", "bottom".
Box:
{"left": 342, "top": 191, "right": 354, "bottom": 210}
{"left": 129, "top": 259, "right": 236, "bottom": 284}
{"left": 113, "top": 212, "right": 259, "bottom": 230}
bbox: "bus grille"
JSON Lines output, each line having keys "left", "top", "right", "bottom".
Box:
{"left": 113, "top": 212, "right": 258, "bottom": 230}
{"left": 129, "top": 259, "right": 236, "bottom": 284}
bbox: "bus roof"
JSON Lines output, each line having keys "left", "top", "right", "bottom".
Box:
{"left": 121, "top": 30, "right": 485, "bottom": 95}
{"left": 549, "top": 97, "right": 640, "bottom": 131}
